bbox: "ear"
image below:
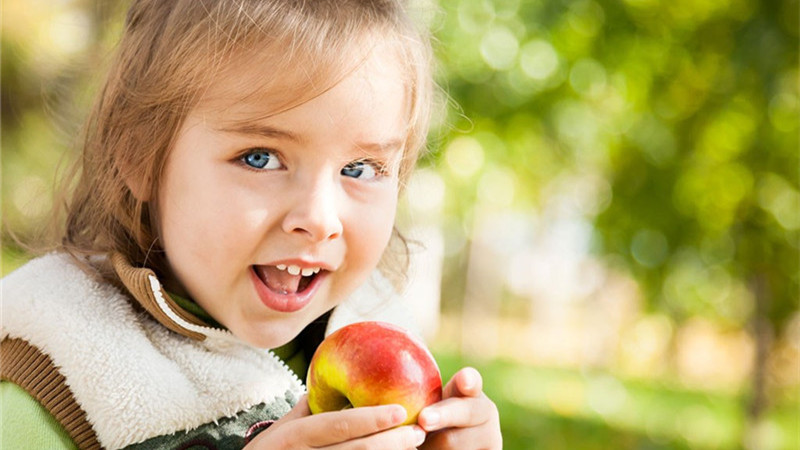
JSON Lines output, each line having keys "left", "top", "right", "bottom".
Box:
{"left": 116, "top": 150, "right": 153, "bottom": 201}
{"left": 126, "top": 175, "right": 152, "bottom": 202}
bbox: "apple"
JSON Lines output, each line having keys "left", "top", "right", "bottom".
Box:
{"left": 306, "top": 321, "right": 442, "bottom": 425}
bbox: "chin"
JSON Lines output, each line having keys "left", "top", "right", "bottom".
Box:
{"left": 234, "top": 319, "right": 305, "bottom": 350}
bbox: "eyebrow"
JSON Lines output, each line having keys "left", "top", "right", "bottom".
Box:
{"left": 219, "top": 122, "right": 405, "bottom": 154}
{"left": 218, "top": 123, "right": 302, "bottom": 143}
{"left": 354, "top": 138, "right": 405, "bottom": 155}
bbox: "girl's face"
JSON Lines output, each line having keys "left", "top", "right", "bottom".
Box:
{"left": 156, "top": 48, "right": 408, "bottom": 348}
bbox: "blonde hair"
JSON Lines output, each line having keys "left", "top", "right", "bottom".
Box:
{"left": 60, "top": 0, "right": 434, "bottom": 279}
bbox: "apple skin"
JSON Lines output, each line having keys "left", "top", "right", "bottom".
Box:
{"left": 306, "top": 321, "right": 442, "bottom": 425}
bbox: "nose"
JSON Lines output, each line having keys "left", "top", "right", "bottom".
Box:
{"left": 282, "top": 176, "right": 344, "bottom": 242}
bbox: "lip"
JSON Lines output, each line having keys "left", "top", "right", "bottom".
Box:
{"left": 249, "top": 265, "right": 326, "bottom": 313}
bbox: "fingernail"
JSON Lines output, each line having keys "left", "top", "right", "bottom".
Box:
{"left": 463, "top": 375, "right": 475, "bottom": 391}
{"left": 463, "top": 368, "right": 478, "bottom": 390}
{"left": 413, "top": 426, "right": 426, "bottom": 446}
{"left": 421, "top": 409, "right": 440, "bottom": 428}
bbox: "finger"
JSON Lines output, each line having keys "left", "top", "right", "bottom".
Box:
{"left": 325, "top": 425, "right": 426, "bottom": 450}
{"left": 420, "top": 425, "right": 502, "bottom": 450}
{"left": 442, "top": 367, "right": 482, "bottom": 399}
{"left": 301, "top": 404, "right": 408, "bottom": 446}
{"left": 417, "top": 394, "right": 497, "bottom": 432}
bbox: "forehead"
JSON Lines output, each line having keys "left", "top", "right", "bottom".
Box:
{"left": 194, "top": 37, "right": 410, "bottom": 123}
{"left": 186, "top": 45, "right": 411, "bottom": 155}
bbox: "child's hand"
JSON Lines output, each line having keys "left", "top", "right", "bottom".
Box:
{"left": 244, "top": 395, "right": 426, "bottom": 449}
{"left": 417, "top": 367, "right": 502, "bottom": 449}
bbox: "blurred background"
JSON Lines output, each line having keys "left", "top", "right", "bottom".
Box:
{"left": 2, "top": 0, "right": 798, "bottom": 448}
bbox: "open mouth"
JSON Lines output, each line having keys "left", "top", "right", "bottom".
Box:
{"left": 253, "top": 264, "right": 322, "bottom": 295}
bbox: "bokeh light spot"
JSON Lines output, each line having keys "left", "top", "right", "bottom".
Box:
{"left": 445, "top": 136, "right": 485, "bottom": 178}
{"left": 520, "top": 39, "right": 560, "bottom": 81}
{"left": 477, "top": 166, "right": 517, "bottom": 207}
{"left": 47, "top": 9, "right": 92, "bottom": 56}
{"left": 480, "top": 26, "right": 519, "bottom": 71}
{"left": 406, "top": 169, "right": 446, "bottom": 214}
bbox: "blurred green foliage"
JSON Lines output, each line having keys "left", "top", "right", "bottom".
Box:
{"left": 429, "top": 0, "right": 798, "bottom": 333}
{"left": 423, "top": 1, "right": 798, "bottom": 446}
{"left": 2, "top": 1, "right": 124, "bottom": 254}
{"left": 437, "top": 352, "right": 798, "bottom": 449}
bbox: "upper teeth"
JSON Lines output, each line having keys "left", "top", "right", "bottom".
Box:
{"left": 275, "top": 264, "right": 320, "bottom": 276}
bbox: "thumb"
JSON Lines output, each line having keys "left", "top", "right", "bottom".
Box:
{"left": 284, "top": 394, "right": 312, "bottom": 419}
{"left": 243, "top": 395, "right": 312, "bottom": 447}
{"left": 443, "top": 367, "right": 483, "bottom": 398}
{"left": 262, "top": 394, "right": 310, "bottom": 435}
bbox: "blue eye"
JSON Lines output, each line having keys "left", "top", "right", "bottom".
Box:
{"left": 341, "top": 160, "right": 381, "bottom": 180}
{"left": 242, "top": 149, "right": 281, "bottom": 170}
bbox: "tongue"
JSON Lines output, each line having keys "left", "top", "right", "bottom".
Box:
{"left": 255, "top": 266, "right": 302, "bottom": 294}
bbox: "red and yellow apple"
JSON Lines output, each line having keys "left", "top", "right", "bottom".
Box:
{"left": 306, "top": 321, "right": 442, "bottom": 425}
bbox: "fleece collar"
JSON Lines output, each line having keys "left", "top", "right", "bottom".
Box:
{"left": 110, "top": 252, "right": 232, "bottom": 342}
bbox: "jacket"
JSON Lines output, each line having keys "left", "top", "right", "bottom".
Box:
{"left": 1, "top": 252, "right": 418, "bottom": 449}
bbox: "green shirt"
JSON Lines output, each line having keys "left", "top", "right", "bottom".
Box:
{"left": 1, "top": 381, "right": 77, "bottom": 449}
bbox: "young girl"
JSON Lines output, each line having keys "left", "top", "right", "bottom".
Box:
{"left": 1, "top": 1, "right": 500, "bottom": 449}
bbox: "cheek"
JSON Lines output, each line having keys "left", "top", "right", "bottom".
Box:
{"left": 159, "top": 176, "right": 211, "bottom": 243}
{"left": 157, "top": 160, "right": 245, "bottom": 263}
{"left": 347, "top": 194, "right": 398, "bottom": 261}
